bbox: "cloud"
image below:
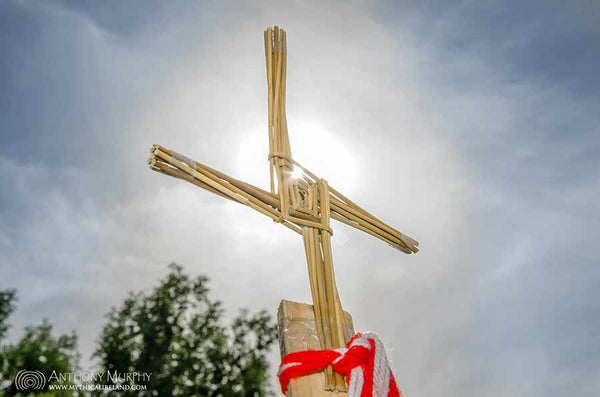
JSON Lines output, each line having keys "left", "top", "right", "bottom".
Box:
{"left": 1, "top": 1, "right": 599, "bottom": 396}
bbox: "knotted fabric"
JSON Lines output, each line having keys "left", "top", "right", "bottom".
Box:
{"left": 278, "top": 332, "right": 401, "bottom": 397}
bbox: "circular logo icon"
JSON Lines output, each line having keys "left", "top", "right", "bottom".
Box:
{"left": 15, "top": 370, "right": 46, "bottom": 390}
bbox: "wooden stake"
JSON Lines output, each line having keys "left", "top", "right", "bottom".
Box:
{"left": 278, "top": 300, "right": 354, "bottom": 397}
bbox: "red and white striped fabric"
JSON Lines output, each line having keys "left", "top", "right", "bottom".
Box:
{"left": 278, "top": 332, "right": 401, "bottom": 397}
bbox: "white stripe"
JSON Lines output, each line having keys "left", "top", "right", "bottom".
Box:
{"left": 331, "top": 348, "right": 348, "bottom": 365}
{"left": 347, "top": 366, "right": 364, "bottom": 397}
{"left": 349, "top": 335, "right": 372, "bottom": 350}
{"left": 278, "top": 362, "right": 302, "bottom": 376}
{"left": 364, "top": 332, "right": 391, "bottom": 397}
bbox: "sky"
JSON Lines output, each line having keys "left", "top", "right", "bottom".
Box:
{"left": 1, "top": 0, "right": 599, "bottom": 396}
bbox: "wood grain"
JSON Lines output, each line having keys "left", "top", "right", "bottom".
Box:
{"left": 277, "top": 300, "right": 355, "bottom": 397}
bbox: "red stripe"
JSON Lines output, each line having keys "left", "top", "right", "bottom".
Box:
{"left": 361, "top": 338, "right": 376, "bottom": 397}
{"left": 279, "top": 349, "right": 341, "bottom": 393}
{"left": 388, "top": 373, "right": 400, "bottom": 397}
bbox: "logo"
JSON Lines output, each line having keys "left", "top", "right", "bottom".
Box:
{"left": 15, "top": 370, "right": 47, "bottom": 390}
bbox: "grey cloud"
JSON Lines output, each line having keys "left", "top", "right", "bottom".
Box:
{"left": 1, "top": 1, "right": 599, "bottom": 396}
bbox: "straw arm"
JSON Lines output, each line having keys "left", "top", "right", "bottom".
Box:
{"left": 148, "top": 145, "right": 313, "bottom": 234}
{"left": 148, "top": 144, "right": 418, "bottom": 253}
{"left": 292, "top": 159, "right": 419, "bottom": 253}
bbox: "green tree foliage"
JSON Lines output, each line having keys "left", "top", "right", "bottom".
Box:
{"left": 0, "top": 291, "right": 79, "bottom": 397}
{"left": 0, "top": 290, "right": 17, "bottom": 343}
{"left": 93, "top": 263, "right": 278, "bottom": 397}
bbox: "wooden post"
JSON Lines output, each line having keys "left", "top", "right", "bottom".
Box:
{"left": 277, "top": 300, "right": 355, "bottom": 396}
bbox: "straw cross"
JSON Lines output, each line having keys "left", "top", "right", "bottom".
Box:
{"left": 147, "top": 26, "right": 418, "bottom": 392}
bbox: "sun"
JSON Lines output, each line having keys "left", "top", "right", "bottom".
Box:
{"left": 236, "top": 120, "right": 357, "bottom": 195}
{"left": 290, "top": 166, "right": 304, "bottom": 179}
{"left": 287, "top": 120, "right": 357, "bottom": 191}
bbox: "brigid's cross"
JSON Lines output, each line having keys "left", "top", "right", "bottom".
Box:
{"left": 147, "top": 26, "right": 418, "bottom": 392}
